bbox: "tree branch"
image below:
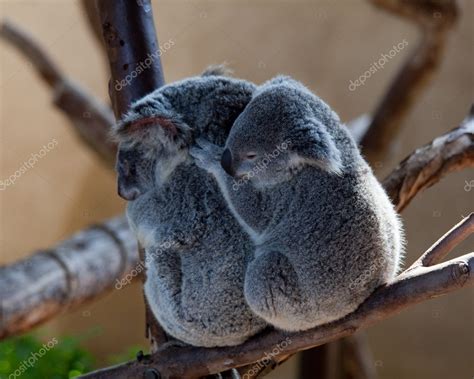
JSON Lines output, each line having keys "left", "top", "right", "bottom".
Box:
{"left": 75, "top": 101, "right": 473, "bottom": 377}
{"left": 359, "top": 0, "right": 459, "bottom": 162}
{"left": 80, "top": 248, "right": 474, "bottom": 378}
{"left": 0, "top": 217, "right": 137, "bottom": 339}
{"left": 95, "top": 0, "right": 168, "bottom": 349}
{"left": 409, "top": 212, "right": 474, "bottom": 270}
{"left": 95, "top": 0, "right": 165, "bottom": 119}
{"left": 0, "top": 20, "right": 117, "bottom": 166}
{"left": 383, "top": 105, "right": 474, "bottom": 211}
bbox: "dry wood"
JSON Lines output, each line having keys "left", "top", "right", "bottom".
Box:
{"left": 95, "top": 0, "right": 165, "bottom": 119}
{"left": 383, "top": 106, "right": 474, "bottom": 212}
{"left": 0, "top": 217, "right": 137, "bottom": 339}
{"left": 79, "top": 248, "right": 474, "bottom": 378}
{"left": 409, "top": 212, "right": 474, "bottom": 270}
{"left": 95, "top": 0, "right": 169, "bottom": 349}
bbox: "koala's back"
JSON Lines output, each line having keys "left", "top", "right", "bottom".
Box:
{"left": 250, "top": 127, "right": 403, "bottom": 330}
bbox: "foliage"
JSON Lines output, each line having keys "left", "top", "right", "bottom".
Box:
{"left": 0, "top": 334, "right": 93, "bottom": 379}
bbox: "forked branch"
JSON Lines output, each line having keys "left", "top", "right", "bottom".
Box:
{"left": 80, "top": 233, "right": 474, "bottom": 378}
{"left": 408, "top": 213, "right": 474, "bottom": 270}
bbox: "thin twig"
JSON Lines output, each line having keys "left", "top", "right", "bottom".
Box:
{"left": 408, "top": 213, "right": 474, "bottom": 270}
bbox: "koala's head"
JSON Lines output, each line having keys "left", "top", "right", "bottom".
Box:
{"left": 221, "top": 76, "right": 343, "bottom": 187}
{"left": 112, "top": 94, "right": 191, "bottom": 201}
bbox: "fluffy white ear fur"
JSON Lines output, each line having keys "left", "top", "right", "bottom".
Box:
{"left": 288, "top": 153, "right": 342, "bottom": 176}
{"left": 288, "top": 117, "right": 343, "bottom": 175}
{"left": 113, "top": 111, "right": 192, "bottom": 153}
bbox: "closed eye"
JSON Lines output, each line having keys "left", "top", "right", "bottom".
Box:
{"left": 245, "top": 152, "right": 257, "bottom": 160}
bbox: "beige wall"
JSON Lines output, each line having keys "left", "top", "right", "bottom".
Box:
{"left": 0, "top": 1, "right": 472, "bottom": 378}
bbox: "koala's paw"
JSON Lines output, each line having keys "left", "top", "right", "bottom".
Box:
{"left": 189, "top": 138, "right": 223, "bottom": 173}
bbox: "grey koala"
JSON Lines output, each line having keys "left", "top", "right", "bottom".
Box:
{"left": 112, "top": 68, "right": 267, "bottom": 347}
{"left": 190, "top": 76, "right": 404, "bottom": 331}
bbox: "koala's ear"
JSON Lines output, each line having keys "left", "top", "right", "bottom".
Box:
{"left": 288, "top": 117, "right": 343, "bottom": 175}
{"left": 114, "top": 114, "right": 192, "bottom": 150}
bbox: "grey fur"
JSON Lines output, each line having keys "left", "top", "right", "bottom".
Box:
{"left": 190, "top": 76, "right": 404, "bottom": 331}
{"left": 112, "top": 73, "right": 267, "bottom": 347}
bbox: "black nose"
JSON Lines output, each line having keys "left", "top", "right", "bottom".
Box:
{"left": 118, "top": 183, "right": 141, "bottom": 201}
{"left": 221, "top": 148, "right": 234, "bottom": 176}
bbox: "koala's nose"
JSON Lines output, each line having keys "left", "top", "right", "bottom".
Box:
{"left": 118, "top": 183, "right": 141, "bottom": 201}
{"left": 221, "top": 148, "right": 235, "bottom": 176}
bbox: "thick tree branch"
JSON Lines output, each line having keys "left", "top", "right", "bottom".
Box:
{"left": 359, "top": 0, "right": 459, "bottom": 162}
{"left": 0, "top": 217, "right": 137, "bottom": 339}
{"left": 0, "top": 20, "right": 117, "bottom": 166}
{"left": 76, "top": 102, "right": 474, "bottom": 377}
{"left": 95, "top": 0, "right": 165, "bottom": 119}
{"left": 340, "top": 333, "right": 377, "bottom": 379}
{"left": 95, "top": 0, "right": 168, "bottom": 349}
{"left": 80, "top": 248, "right": 474, "bottom": 378}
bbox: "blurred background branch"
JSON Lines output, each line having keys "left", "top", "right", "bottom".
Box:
{"left": 360, "top": 0, "right": 459, "bottom": 162}
{"left": 0, "top": 20, "right": 116, "bottom": 166}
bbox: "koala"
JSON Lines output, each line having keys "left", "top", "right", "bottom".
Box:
{"left": 190, "top": 76, "right": 404, "bottom": 331}
{"left": 112, "top": 68, "right": 267, "bottom": 347}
